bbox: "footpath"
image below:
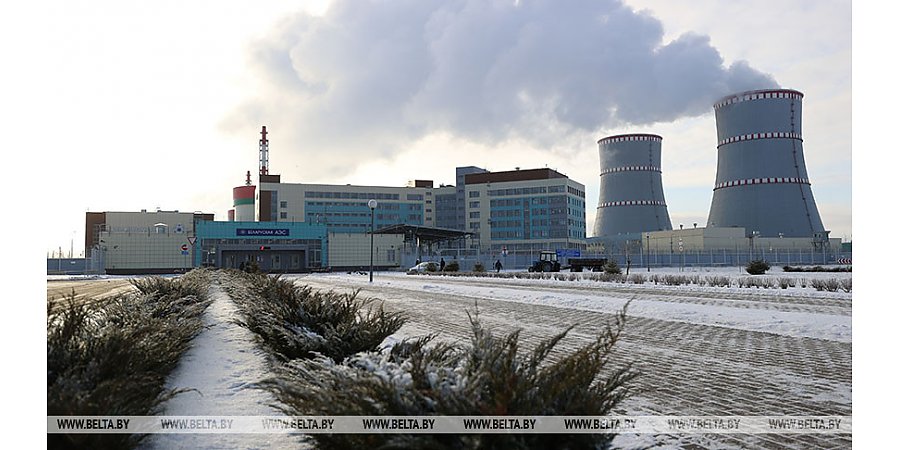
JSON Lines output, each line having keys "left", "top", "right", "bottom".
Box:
{"left": 141, "top": 282, "right": 305, "bottom": 449}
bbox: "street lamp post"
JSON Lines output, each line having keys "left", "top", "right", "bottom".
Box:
{"left": 646, "top": 233, "right": 651, "bottom": 272}
{"left": 368, "top": 199, "right": 378, "bottom": 283}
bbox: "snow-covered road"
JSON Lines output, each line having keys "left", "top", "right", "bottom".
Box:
{"left": 291, "top": 271, "right": 852, "bottom": 450}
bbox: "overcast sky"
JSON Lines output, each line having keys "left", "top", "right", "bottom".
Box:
{"left": 4, "top": 0, "right": 851, "bottom": 256}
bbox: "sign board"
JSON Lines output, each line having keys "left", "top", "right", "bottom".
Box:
{"left": 181, "top": 250, "right": 189, "bottom": 256}
{"left": 236, "top": 228, "right": 290, "bottom": 237}
{"left": 181, "top": 244, "right": 189, "bottom": 251}
{"left": 187, "top": 236, "right": 197, "bottom": 245}
{"left": 556, "top": 249, "right": 582, "bottom": 258}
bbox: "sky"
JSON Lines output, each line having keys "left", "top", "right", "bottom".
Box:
{"left": 3, "top": 0, "right": 851, "bottom": 256}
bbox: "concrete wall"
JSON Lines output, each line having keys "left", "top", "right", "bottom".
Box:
{"left": 327, "top": 232, "right": 405, "bottom": 269}
{"left": 96, "top": 211, "right": 200, "bottom": 273}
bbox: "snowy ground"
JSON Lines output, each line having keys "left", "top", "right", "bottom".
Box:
{"left": 289, "top": 269, "right": 851, "bottom": 450}
{"left": 141, "top": 284, "right": 306, "bottom": 450}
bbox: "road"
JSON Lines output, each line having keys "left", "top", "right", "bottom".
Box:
{"left": 46, "top": 278, "right": 136, "bottom": 311}
{"left": 294, "top": 273, "right": 852, "bottom": 450}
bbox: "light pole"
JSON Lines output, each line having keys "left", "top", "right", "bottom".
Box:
{"left": 646, "top": 233, "right": 651, "bottom": 272}
{"left": 368, "top": 199, "right": 378, "bottom": 282}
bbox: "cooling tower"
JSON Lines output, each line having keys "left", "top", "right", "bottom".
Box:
{"left": 707, "top": 89, "right": 826, "bottom": 238}
{"left": 593, "top": 134, "right": 672, "bottom": 236}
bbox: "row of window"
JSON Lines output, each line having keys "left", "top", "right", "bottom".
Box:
{"left": 306, "top": 202, "right": 421, "bottom": 211}
{"left": 567, "top": 186, "right": 586, "bottom": 198}
{"left": 304, "top": 191, "right": 401, "bottom": 200}
{"left": 486, "top": 186, "right": 570, "bottom": 197}
{"left": 490, "top": 230, "right": 571, "bottom": 239}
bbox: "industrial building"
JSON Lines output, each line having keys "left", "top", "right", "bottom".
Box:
{"left": 85, "top": 210, "right": 214, "bottom": 274}
{"left": 464, "top": 168, "right": 587, "bottom": 263}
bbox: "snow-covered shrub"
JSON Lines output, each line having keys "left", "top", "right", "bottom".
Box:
{"left": 840, "top": 279, "right": 852, "bottom": 292}
{"left": 227, "top": 272, "right": 406, "bottom": 362}
{"left": 777, "top": 277, "right": 794, "bottom": 289}
{"left": 823, "top": 279, "right": 841, "bottom": 292}
{"left": 48, "top": 269, "right": 212, "bottom": 450}
{"left": 809, "top": 279, "right": 841, "bottom": 292}
{"left": 444, "top": 261, "right": 460, "bottom": 272}
{"left": 629, "top": 274, "right": 646, "bottom": 284}
{"left": 745, "top": 260, "right": 770, "bottom": 275}
{"left": 704, "top": 276, "right": 731, "bottom": 287}
{"left": 262, "top": 307, "right": 636, "bottom": 450}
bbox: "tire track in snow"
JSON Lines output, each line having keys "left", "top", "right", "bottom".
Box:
{"left": 296, "top": 274, "right": 850, "bottom": 450}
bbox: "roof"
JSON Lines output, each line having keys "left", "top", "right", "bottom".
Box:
{"left": 464, "top": 168, "right": 568, "bottom": 185}
{"left": 372, "top": 224, "right": 473, "bottom": 244}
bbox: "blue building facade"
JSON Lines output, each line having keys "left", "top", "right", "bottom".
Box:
{"left": 195, "top": 220, "right": 327, "bottom": 272}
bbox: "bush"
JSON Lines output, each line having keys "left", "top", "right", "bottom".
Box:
{"left": 705, "top": 276, "right": 731, "bottom": 287}
{"left": 48, "top": 270, "right": 212, "bottom": 450}
{"left": 226, "top": 272, "right": 406, "bottom": 363}
{"left": 425, "top": 262, "right": 438, "bottom": 273}
{"left": 262, "top": 306, "right": 636, "bottom": 450}
{"left": 777, "top": 277, "right": 795, "bottom": 289}
{"left": 603, "top": 260, "right": 621, "bottom": 274}
{"left": 783, "top": 265, "right": 852, "bottom": 273}
{"left": 473, "top": 262, "right": 486, "bottom": 273}
{"left": 444, "top": 261, "right": 460, "bottom": 272}
{"left": 745, "top": 260, "right": 770, "bottom": 275}
{"left": 840, "top": 279, "right": 852, "bottom": 292}
{"left": 629, "top": 274, "right": 646, "bottom": 284}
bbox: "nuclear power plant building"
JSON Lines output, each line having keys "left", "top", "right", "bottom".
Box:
{"left": 707, "top": 89, "right": 829, "bottom": 241}
{"left": 593, "top": 134, "right": 673, "bottom": 238}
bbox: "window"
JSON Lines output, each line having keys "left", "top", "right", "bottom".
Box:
{"left": 469, "top": 191, "right": 480, "bottom": 198}
{"left": 280, "top": 201, "right": 287, "bottom": 208}
{"left": 469, "top": 201, "right": 480, "bottom": 208}
{"left": 279, "top": 212, "right": 287, "bottom": 219}
{"left": 469, "top": 211, "right": 480, "bottom": 218}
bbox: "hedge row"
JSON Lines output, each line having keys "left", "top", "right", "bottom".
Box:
{"left": 47, "top": 270, "right": 213, "bottom": 450}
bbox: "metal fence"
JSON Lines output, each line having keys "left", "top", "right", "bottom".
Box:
{"left": 400, "top": 248, "right": 853, "bottom": 272}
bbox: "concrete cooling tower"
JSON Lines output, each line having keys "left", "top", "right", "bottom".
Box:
{"left": 707, "top": 89, "right": 827, "bottom": 238}
{"left": 593, "top": 134, "right": 672, "bottom": 237}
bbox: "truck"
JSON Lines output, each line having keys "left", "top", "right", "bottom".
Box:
{"left": 527, "top": 251, "right": 562, "bottom": 272}
{"left": 567, "top": 257, "right": 609, "bottom": 272}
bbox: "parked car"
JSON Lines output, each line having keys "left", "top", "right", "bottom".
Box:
{"left": 407, "top": 261, "right": 437, "bottom": 274}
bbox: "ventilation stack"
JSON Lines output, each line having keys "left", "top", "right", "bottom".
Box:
{"left": 707, "top": 89, "right": 827, "bottom": 239}
{"left": 593, "top": 134, "right": 672, "bottom": 237}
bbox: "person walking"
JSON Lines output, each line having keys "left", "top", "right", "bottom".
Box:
{"left": 494, "top": 259, "right": 503, "bottom": 273}
{"left": 440, "top": 258, "right": 446, "bottom": 271}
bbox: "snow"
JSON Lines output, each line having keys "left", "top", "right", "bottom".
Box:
{"left": 141, "top": 284, "right": 305, "bottom": 449}
{"left": 293, "top": 269, "right": 852, "bottom": 343}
